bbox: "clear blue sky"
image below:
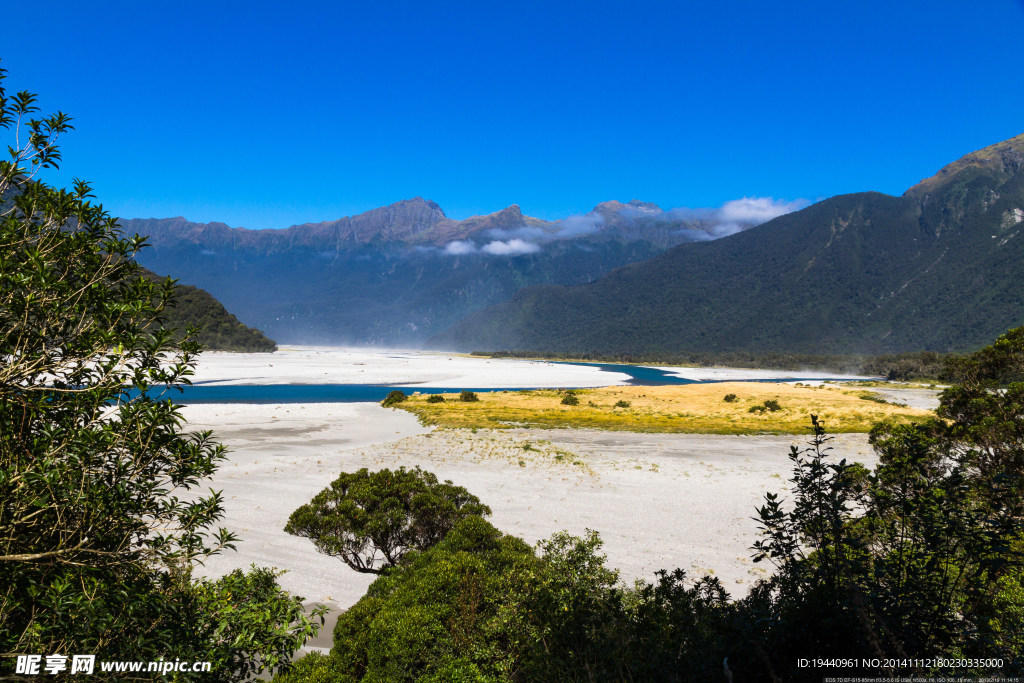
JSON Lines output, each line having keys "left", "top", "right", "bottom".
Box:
{"left": 4, "top": 1, "right": 1024, "bottom": 229}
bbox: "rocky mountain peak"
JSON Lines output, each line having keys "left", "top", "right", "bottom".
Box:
{"left": 905, "top": 132, "right": 1024, "bottom": 199}
{"left": 591, "top": 199, "right": 661, "bottom": 215}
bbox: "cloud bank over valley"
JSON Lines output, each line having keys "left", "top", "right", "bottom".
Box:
{"left": 438, "top": 196, "right": 809, "bottom": 257}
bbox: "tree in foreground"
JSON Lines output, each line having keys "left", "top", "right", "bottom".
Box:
{"left": 286, "top": 467, "right": 492, "bottom": 574}
{"left": 0, "top": 62, "right": 320, "bottom": 680}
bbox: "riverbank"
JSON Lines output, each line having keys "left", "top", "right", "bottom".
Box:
{"left": 181, "top": 401, "right": 881, "bottom": 612}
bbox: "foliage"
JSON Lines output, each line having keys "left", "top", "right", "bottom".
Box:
{"left": 381, "top": 390, "right": 407, "bottom": 407}
{"left": 459, "top": 390, "right": 480, "bottom": 402}
{"left": 860, "top": 350, "right": 952, "bottom": 382}
{"left": 285, "top": 467, "right": 492, "bottom": 574}
{"left": 752, "top": 416, "right": 864, "bottom": 584}
{"left": 284, "top": 516, "right": 539, "bottom": 682}
{"left": 613, "top": 399, "right": 631, "bottom": 408}
{"left": 0, "top": 63, "right": 317, "bottom": 679}
{"left": 425, "top": 394, "right": 445, "bottom": 403}
{"left": 723, "top": 393, "right": 738, "bottom": 402}
{"left": 188, "top": 566, "right": 325, "bottom": 681}
{"left": 738, "top": 329, "right": 1024, "bottom": 677}
{"left": 560, "top": 391, "right": 579, "bottom": 406}
{"left": 282, "top": 514, "right": 737, "bottom": 683}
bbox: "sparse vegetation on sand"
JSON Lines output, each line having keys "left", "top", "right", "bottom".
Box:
{"left": 395, "top": 382, "right": 931, "bottom": 434}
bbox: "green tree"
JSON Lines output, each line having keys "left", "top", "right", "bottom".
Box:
{"left": 0, "top": 62, "right": 321, "bottom": 680}
{"left": 276, "top": 516, "right": 538, "bottom": 683}
{"left": 285, "top": 467, "right": 492, "bottom": 574}
{"left": 189, "top": 566, "right": 324, "bottom": 681}
{"left": 739, "top": 330, "right": 1024, "bottom": 678}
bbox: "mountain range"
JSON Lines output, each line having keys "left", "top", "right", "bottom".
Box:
{"left": 126, "top": 132, "right": 1024, "bottom": 356}
{"left": 429, "top": 133, "right": 1024, "bottom": 355}
{"left": 125, "top": 199, "right": 767, "bottom": 345}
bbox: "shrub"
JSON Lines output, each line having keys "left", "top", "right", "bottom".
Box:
{"left": 460, "top": 390, "right": 480, "bottom": 402}
{"left": 723, "top": 393, "right": 738, "bottom": 402}
{"left": 614, "top": 399, "right": 632, "bottom": 408}
{"left": 320, "top": 517, "right": 539, "bottom": 681}
{"left": 285, "top": 467, "right": 491, "bottom": 574}
{"left": 426, "top": 394, "right": 446, "bottom": 403}
{"left": 748, "top": 399, "right": 782, "bottom": 413}
{"left": 381, "top": 390, "right": 407, "bottom": 407}
{"left": 561, "top": 392, "right": 580, "bottom": 406}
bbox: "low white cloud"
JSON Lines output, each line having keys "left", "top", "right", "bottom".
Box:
{"left": 718, "top": 197, "right": 810, "bottom": 224}
{"left": 438, "top": 196, "right": 808, "bottom": 256}
{"left": 443, "top": 240, "right": 477, "bottom": 255}
{"left": 664, "top": 196, "right": 809, "bottom": 240}
{"left": 484, "top": 225, "right": 548, "bottom": 241}
{"left": 556, "top": 213, "right": 604, "bottom": 237}
{"left": 481, "top": 238, "right": 541, "bottom": 256}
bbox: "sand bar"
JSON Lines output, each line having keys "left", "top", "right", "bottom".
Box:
{"left": 187, "top": 346, "right": 881, "bottom": 389}
{"left": 187, "top": 347, "right": 632, "bottom": 388}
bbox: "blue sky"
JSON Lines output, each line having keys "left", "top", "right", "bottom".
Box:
{"left": 4, "top": 1, "right": 1024, "bottom": 229}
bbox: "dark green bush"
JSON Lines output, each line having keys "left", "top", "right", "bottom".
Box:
{"left": 426, "top": 394, "right": 445, "bottom": 403}
{"left": 381, "top": 390, "right": 407, "bottom": 407}
{"left": 749, "top": 399, "right": 782, "bottom": 413}
{"left": 561, "top": 391, "right": 580, "bottom": 406}
{"left": 724, "top": 393, "right": 738, "bottom": 402}
{"left": 459, "top": 390, "right": 480, "bottom": 402}
{"left": 614, "top": 399, "right": 631, "bottom": 408}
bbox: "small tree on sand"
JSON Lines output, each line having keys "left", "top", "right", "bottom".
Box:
{"left": 286, "top": 467, "right": 492, "bottom": 574}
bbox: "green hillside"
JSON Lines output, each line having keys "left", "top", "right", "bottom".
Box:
{"left": 140, "top": 269, "right": 276, "bottom": 352}
{"left": 165, "top": 282, "right": 277, "bottom": 352}
{"left": 429, "top": 133, "right": 1024, "bottom": 355}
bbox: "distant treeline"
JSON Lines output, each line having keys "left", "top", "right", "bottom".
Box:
{"left": 472, "top": 349, "right": 954, "bottom": 381}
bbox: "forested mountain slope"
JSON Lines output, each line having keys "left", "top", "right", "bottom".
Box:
{"left": 429, "top": 133, "right": 1024, "bottom": 354}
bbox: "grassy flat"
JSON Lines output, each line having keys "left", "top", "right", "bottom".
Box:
{"left": 394, "top": 383, "right": 933, "bottom": 435}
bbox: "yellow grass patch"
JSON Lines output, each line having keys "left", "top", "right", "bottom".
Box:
{"left": 396, "top": 383, "right": 932, "bottom": 435}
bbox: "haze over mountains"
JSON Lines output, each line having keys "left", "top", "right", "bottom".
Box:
{"left": 431, "top": 133, "right": 1024, "bottom": 355}
{"left": 129, "top": 133, "right": 1024, "bottom": 356}
{"left": 126, "top": 197, "right": 791, "bottom": 345}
